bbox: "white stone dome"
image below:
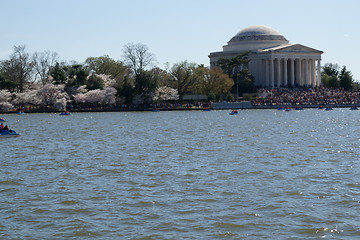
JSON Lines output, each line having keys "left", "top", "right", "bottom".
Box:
{"left": 223, "top": 25, "right": 289, "bottom": 52}
{"left": 229, "top": 25, "right": 288, "bottom": 42}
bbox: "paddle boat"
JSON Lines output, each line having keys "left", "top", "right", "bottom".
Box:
{"left": 203, "top": 108, "right": 211, "bottom": 111}
{"left": 152, "top": 109, "right": 160, "bottom": 112}
{"left": 318, "top": 105, "right": 324, "bottom": 109}
{"left": 0, "top": 118, "right": 5, "bottom": 122}
{"left": 325, "top": 107, "right": 333, "bottom": 111}
{"left": 17, "top": 111, "right": 24, "bottom": 115}
{"left": 295, "top": 106, "right": 303, "bottom": 110}
{"left": 229, "top": 110, "right": 238, "bottom": 115}
{"left": 277, "top": 107, "right": 285, "bottom": 110}
{"left": 60, "top": 111, "right": 70, "bottom": 115}
{"left": 350, "top": 106, "right": 358, "bottom": 110}
{"left": 285, "top": 107, "right": 292, "bottom": 111}
{"left": 0, "top": 129, "right": 20, "bottom": 137}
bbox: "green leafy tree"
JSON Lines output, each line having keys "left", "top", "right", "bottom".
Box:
{"left": 134, "top": 70, "right": 158, "bottom": 104}
{"left": 322, "top": 63, "right": 339, "bottom": 77}
{"left": 225, "top": 91, "right": 234, "bottom": 101}
{"left": 217, "top": 52, "right": 250, "bottom": 77}
{"left": 188, "top": 64, "right": 206, "bottom": 97}
{"left": 0, "top": 72, "right": 17, "bottom": 90}
{"left": 321, "top": 63, "right": 340, "bottom": 88}
{"left": 85, "top": 55, "right": 128, "bottom": 85}
{"left": 207, "top": 91, "right": 216, "bottom": 101}
{"left": 322, "top": 74, "right": 339, "bottom": 88}
{"left": 87, "top": 74, "right": 105, "bottom": 90}
{"left": 50, "top": 62, "right": 67, "bottom": 84}
{"left": 238, "top": 68, "right": 255, "bottom": 94}
{"left": 168, "top": 61, "right": 199, "bottom": 102}
{"left": 339, "top": 66, "right": 353, "bottom": 91}
{"left": 152, "top": 67, "right": 172, "bottom": 87}
{"left": 66, "top": 64, "right": 89, "bottom": 88}
{"left": 117, "top": 76, "right": 134, "bottom": 106}
{"left": 200, "top": 67, "right": 234, "bottom": 96}
{"left": 217, "top": 52, "right": 254, "bottom": 97}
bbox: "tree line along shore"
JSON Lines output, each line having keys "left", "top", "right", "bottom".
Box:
{"left": 0, "top": 44, "right": 357, "bottom": 113}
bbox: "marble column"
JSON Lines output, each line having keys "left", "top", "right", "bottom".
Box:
{"left": 311, "top": 59, "right": 316, "bottom": 87}
{"left": 270, "top": 58, "right": 274, "bottom": 87}
{"left": 283, "top": 58, "right": 288, "bottom": 87}
{"left": 317, "top": 59, "right": 321, "bottom": 86}
{"left": 297, "top": 59, "right": 302, "bottom": 86}
{"left": 305, "top": 59, "right": 309, "bottom": 86}
{"left": 290, "top": 58, "right": 295, "bottom": 86}
{"left": 265, "top": 59, "right": 269, "bottom": 87}
{"left": 277, "top": 58, "right": 281, "bottom": 87}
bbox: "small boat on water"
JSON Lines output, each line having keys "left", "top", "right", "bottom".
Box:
{"left": 203, "top": 108, "right": 211, "bottom": 111}
{"left": 18, "top": 111, "right": 24, "bottom": 115}
{"left": 350, "top": 106, "right": 358, "bottom": 110}
{"left": 152, "top": 109, "right": 160, "bottom": 112}
{"left": 0, "top": 130, "right": 20, "bottom": 137}
{"left": 60, "top": 111, "right": 70, "bottom": 115}
{"left": 318, "top": 105, "right": 324, "bottom": 109}
{"left": 285, "top": 107, "right": 292, "bottom": 111}
{"left": 277, "top": 107, "right": 285, "bottom": 110}
{"left": 325, "top": 107, "right": 333, "bottom": 111}
{"left": 229, "top": 110, "right": 238, "bottom": 115}
{"left": 295, "top": 106, "right": 303, "bottom": 110}
{"left": 0, "top": 118, "right": 5, "bottom": 122}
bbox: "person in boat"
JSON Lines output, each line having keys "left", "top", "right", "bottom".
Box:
{"left": 0, "top": 123, "right": 4, "bottom": 132}
{"left": 1, "top": 125, "right": 12, "bottom": 132}
{"left": 3, "top": 125, "right": 9, "bottom": 131}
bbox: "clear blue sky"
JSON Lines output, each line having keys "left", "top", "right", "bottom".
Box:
{"left": 1, "top": 0, "right": 360, "bottom": 81}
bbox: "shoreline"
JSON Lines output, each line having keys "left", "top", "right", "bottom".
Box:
{"left": 1, "top": 102, "right": 359, "bottom": 114}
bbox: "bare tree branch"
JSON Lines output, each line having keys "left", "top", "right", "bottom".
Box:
{"left": 122, "top": 43, "right": 155, "bottom": 75}
{"left": 1, "top": 45, "right": 34, "bottom": 92}
{"left": 32, "top": 50, "right": 59, "bottom": 85}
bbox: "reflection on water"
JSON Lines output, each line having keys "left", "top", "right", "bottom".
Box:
{"left": 1, "top": 109, "right": 360, "bottom": 239}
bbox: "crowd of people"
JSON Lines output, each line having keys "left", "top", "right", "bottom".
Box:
{"left": 251, "top": 87, "right": 360, "bottom": 106}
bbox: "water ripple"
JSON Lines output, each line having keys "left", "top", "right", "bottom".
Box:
{"left": 2, "top": 110, "right": 360, "bottom": 238}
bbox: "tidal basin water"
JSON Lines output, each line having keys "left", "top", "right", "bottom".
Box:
{"left": 1, "top": 109, "right": 360, "bottom": 239}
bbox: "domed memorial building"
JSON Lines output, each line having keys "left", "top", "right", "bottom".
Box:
{"left": 209, "top": 25, "right": 323, "bottom": 87}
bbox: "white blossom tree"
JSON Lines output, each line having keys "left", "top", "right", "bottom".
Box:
{"left": 0, "top": 90, "right": 14, "bottom": 111}
{"left": 73, "top": 87, "right": 117, "bottom": 105}
{"left": 13, "top": 89, "right": 42, "bottom": 107}
{"left": 36, "top": 84, "right": 69, "bottom": 111}
{"left": 153, "top": 86, "right": 179, "bottom": 101}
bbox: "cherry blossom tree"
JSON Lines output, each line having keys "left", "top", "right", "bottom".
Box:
{"left": 13, "top": 89, "right": 42, "bottom": 108}
{"left": 36, "top": 84, "right": 69, "bottom": 111}
{"left": 153, "top": 86, "right": 179, "bottom": 101}
{"left": 73, "top": 87, "right": 117, "bottom": 105}
{"left": 0, "top": 90, "right": 13, "bottom": 111}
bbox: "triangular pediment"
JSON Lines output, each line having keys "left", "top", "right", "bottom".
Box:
{"left": 266, "top": 44, "right": 323, "bottom": 54}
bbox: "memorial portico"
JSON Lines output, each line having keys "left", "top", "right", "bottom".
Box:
{"left": 209, "top": 25, "right": 323, "bottom": 87}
